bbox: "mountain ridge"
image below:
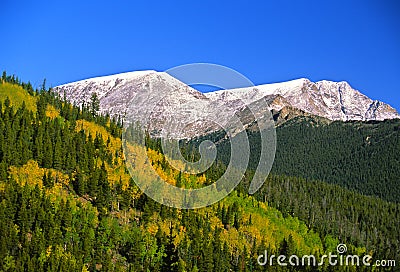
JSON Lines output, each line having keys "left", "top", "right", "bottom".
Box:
{"left": 206, "top": 77, "right": 399, "bottom": 121}
{"left": 54, "top": 71, "right": 400, "bottom": 138}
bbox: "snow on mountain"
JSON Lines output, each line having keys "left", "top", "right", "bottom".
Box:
{"left": 54, "top": 71, "right": 400, "bottom": 138}
{"left": 54, "top": 71, "right": 234, "bottom": 138}
{"left": 206, "top": 78, "right": 400, "bottom": 121}
{"left": 55, "top": 70, "right": 156, "bottom": 106}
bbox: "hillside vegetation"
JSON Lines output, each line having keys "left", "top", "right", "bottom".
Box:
{"left": 0, "top": 73, "right": 398, "bottom": 271}
{"left": 211, "top": 115, "right": 400, "bottom": 203}
{"left": 0, "top": 82, "right": 37, "bottom": 112}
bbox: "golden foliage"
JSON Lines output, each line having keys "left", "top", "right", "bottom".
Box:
{"left": 9, "top": 160, "right": 44, "bottom": 188}
{"left": 147, "top": 222, "right": 159, "bottom": 235}
{"left": 145, "top": 147, "right": 209, "bottom": 188}
{"left": 9, "top": 160, "right": 69, "bottom": 189}
{"left": 74, "top": 119, "right": 134, "bottom": 190}
{"left": 45, "top": 104, "right": 60, "bottom": 119}
{"left": 75, "top": 119, "right": 121, "bottom": 154}
{"left": 0, "top": 82, "right": 37, "bottom": 112}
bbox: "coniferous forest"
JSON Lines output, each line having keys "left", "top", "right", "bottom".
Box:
{"left": 207, "top": 116, "right": 400, "bottom": 203}
{"left": 0, "top": 72, "right": 399, "bottom": 271}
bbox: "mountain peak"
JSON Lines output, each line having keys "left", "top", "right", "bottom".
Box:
{"left": 54, "top": 71, "right": 399, "bottom": 138}
{"left": 207, "top": 78, "right": 399, "bottom": 122}
{"left": 57, "top": 70, "right": 156, "bottom": 87}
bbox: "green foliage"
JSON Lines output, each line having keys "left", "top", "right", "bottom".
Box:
{"left": 90, "top": 92, "right": 100, "bottom": 117}
{"left": 253, "top": 174, "right": 400, "bottom": 261}
{"left": 213, "top": 117, "right": 400, "bottom": 203}
{"left": 0, "top": 82, "right": 37, "bottom": 112}
{"left": 272, "top": 118, "right": 400, "bottom": 203}
{"left": 0, "top": 72, "right": 397, "bottom": 271}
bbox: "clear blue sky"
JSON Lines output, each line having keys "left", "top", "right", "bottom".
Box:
{"left": 1, "top": 0, "right": 399, "bottom": 110}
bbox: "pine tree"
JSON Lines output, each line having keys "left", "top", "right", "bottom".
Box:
{"left": 43, "top": 172, "right": 54, "bottom": 188}
{"left": 42, "top": 135, "right": 53, "bottom": 168}
{"left": 1, "top": 71, "right": 6, "bottom": 82}
{"left": 72, "top": 170, "right": 85, "bottom": 196}
{"left": 41, "top": 78, "right": 47, "bottom": 92}
{"left": 163, "top": 224, "right": 179, "bottom": 272}
{"left": 95, "top": 162, "right": 111, "bottom": 212}
{"left": 0, "top": 161, "right": 7, "bottom": 181}
{"left": 53, "top": 134, "right": 63, "bottom": 170}
{"left": 90, "top": 92, "right": 100, "bottom": 117}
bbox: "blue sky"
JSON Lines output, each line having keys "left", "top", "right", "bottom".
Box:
{"left": 1, "top": 0, "right": 399, "bottom": 110}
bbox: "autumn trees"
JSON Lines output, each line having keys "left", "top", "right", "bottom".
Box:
{"left": 0, "top": 73, "right": 399, "bottom": 271}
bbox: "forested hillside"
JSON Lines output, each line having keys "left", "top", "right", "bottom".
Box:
{"left": 211, "top": 114, "right": 400, "bottom": 203}
{"left": 272, "top": 118, "right": 400, "bottom": 203}
{"left": 0, "top": 73, "right": 398, "bottom": 271}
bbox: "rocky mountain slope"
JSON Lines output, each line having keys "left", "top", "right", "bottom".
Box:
{"left": 54, "top": 71, "right": 400, "bottom": 137}
{"left": 206, "top": 78, "right": 399, "bottom": 121}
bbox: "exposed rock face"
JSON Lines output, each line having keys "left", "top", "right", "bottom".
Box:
{"left": 54, "top": 71, "right": 399, "bottom": 138}
{"left": 206, "top": 78, "right": 399, "bottom": 121}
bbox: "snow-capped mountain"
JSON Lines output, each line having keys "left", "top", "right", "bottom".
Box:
{"left": 206, "top": 78, "right": 399, "bottom": 121}
{"left": 54, "top": 71, "right": 400, "bottom": 138}
{"left": 55, "top": 71, "right": 233, "bottom": 138}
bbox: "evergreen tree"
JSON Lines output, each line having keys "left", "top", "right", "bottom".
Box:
{"left": 90, "top": 92, "right": 100, "bottom": 117}
{"left": 95, "top": 162, "right": 111, "bottom": 212}
{"left": 163, "top": 224, "right": 179, "bottom": 272}
{"left": 52, "top": 134, "right": 63, "bottom": 170}
{"left": 42, "top": 172, "right": 54, "bottom": 188}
